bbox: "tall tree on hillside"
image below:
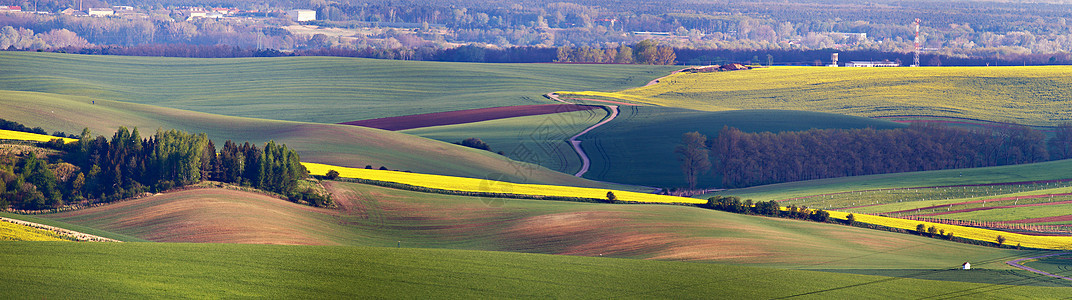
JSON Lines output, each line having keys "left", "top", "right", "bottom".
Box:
{"left": 634, "top": 39, "right": 659, "bottom": 64}
{"left": 675, "top": 131, "right": 711, "bottom": 189}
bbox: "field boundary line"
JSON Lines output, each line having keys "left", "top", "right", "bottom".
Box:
{"left": 0, "top": 217, "right": 120, "bottom": 242}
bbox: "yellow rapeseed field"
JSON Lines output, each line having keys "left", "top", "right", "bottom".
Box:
{"left": 824, "top": 210, "right": 1072, "bottom": 250}
{"left": 562, "top": 66, "right": 1072, "bottom": 126}
{"left": 303, "top": 162, "right": 705, "bottom": 204}
{"left": 0, "top": 221, "right": 70, "bottom": 241}
{"left": 0, "top": 129, "right": 78, "bottom": 143}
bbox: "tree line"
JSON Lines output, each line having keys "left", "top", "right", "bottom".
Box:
{"left": 0, "top": 126, "right": 329, "bottom": 211}
{"left": 676, "top": 123, "right": 1072, "bottom": 189}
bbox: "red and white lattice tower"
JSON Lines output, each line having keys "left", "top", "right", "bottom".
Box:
{"left": 913, "top": 18, "right": 921, "bottom": 67}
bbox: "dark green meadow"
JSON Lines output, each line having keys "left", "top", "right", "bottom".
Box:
{"left": 2, "top": 242, "right": 1069, "bottom": 298}
{"left": 0, "top": 52, "right": 679, "bottom": 123}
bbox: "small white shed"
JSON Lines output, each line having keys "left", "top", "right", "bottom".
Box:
{"left": 962, "top": 262, "right": 971, "bottom": 270}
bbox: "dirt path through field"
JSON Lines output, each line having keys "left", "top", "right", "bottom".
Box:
{"left": 547, "top": 93, "right": 619, "bottom": 177}
{"left": 1006, "top": 252, "right": 1072, "bottom": 282}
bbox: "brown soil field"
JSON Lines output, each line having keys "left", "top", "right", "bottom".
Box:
{"left": 340, "top": 104, "right": 599, "bottom": 131}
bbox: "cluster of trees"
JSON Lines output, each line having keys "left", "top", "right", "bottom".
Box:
{"left": 555, "top": 40, "right": 675, "bottom": 64}
{"left": 707, "top": 123, "right": 1051, "bottom": 188}
{"left": 705, "top": 195, "right": 831, "bottom": 222}
{"left": 0, "top": 126, "right": 328, "bottom": 210}
{"left": 675, "top": 123, "right": 1070, "bottom": 189}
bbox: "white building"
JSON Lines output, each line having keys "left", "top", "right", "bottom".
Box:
{"left": 962, "top": 262, "right": 971, "bottom": 270}
{"left": 288, "top": 9, "right": 316, "bottom": 22}
{"left": 87, "top": 7, "right": 114, "bottom": 17}
{"left": 845, "top": 60, "right": 900, "bottom": 67}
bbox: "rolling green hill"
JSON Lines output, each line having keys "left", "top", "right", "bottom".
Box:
{"left": 0, "top": 90, "right": 624, "bottom": 188}
{"left": 708, "top": 158, "right": 1072, "bottom": 201}
{"left": 402, "top": 108, "right": 607, "bottom": 175}
{"left": 0, "top": 52, "right": 679, "bottom": 123}
{"left": 581, "top": 108, "right": 905, "bottom": 188}
{"left": 19, "top": 181, "right": 1030, "bottom": 270}
{"left": 405, "top": 107, "right": 904, "bottom": 188}
{"left": 2, "top": 242, "right": 1069, "bottom": 298}
{"left": 565, "top": 66, "right": 1072, "bottom": 126}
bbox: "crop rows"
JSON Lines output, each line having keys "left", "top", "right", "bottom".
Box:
{"left": 781, "top": 181, "right": 1072, "bottom": 210}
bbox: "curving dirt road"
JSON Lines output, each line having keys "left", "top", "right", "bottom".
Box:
{"left": 545, "top": 93, "right": 620, "bottom": 177}
{"left": 570, "top": 105, "right": 618, "bottom": 177}
{"left": 1006, "top": 252, "right": 1072, "bottom": 282}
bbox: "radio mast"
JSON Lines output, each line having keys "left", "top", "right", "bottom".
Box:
{"left": 913, "top": 18, "right": 921, "bottom": 67}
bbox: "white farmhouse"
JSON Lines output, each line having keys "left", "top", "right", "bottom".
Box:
{"left": 962, "top": 262, "right": 971, "bottom": 270}
{"left": 288, "top": 9, "right": 316, "bottom": 22}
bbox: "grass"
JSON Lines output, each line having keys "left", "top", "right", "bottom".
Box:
{"left": 2, "top": 242, "right": 1069, "bottom": 298}
{"left": 0, "top": 212, "right": 147, "bottom": 242}
{"left": 578, "top": 107, "right": 904, "bottom": 188}
{"left": 20, "top": 180, "right": 1036, "bottom": 269}
{"left": 0, "top": 52, "right": 680, "bottom": 123}
{"left": 709, "top": 158, "right": 1072, "bottom": 202}
{"left": 402, "top": 108, "right": 606, "bottom": 175}
{"left": 0, "top": 220, "right": 70, "bottom": 241}
{"left": 403, "top": 106, "right": 903, "bottom": 188}
{"left": 784, "top": 183, "right": 1072, "bottom": 211}
{"left": 0, "top": 89, "right": 622, "bottom": 189}
{"left": 565, "top": 66, "right": 1072, "bottom": 126}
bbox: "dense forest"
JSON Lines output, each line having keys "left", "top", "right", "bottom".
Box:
{"left": 0, "top": 126, "right": 329, "bottom": 211}
{"left": 701, "top": 123, "right": 1072, "bottom": 188}
{"left": 5, "top": 0, "right": 1072, "bottom": 64}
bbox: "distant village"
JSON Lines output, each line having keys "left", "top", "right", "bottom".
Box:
{"left": 0, "top": 4, "right": 316, "bottom": 22}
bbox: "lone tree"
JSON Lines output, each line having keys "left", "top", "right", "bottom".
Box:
{"left": 325, "top": 170, "right": 340, "bottom": 180}
{"left": 675, "top": 131, "right": 711, "bottom": 189}
{"left": 845, "top": 213, "right": 856, "bottom": 225}
{"left": 997, "top": 235, "right": 1007, "bottom": 246}
{"left": 606, "top": 191, "right": 617, "bottom": 202}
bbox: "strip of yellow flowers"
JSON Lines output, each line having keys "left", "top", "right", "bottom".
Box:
{"left": 0, "top": 221, "right": 70, "bottom": 242}
{"left": 302, "top": 162, "right": 705, "bottom": 205}
{"left": 0, "top": 129, "right": 78, "bottom": 143}
{"left": 825, "top": 210, "right": 1072, "bottom": 250}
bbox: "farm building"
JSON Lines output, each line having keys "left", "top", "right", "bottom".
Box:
{"left": 87, "top": 8, "right": 114, "bottom": 17}
{"left": 962, "top": 262, "right": 971, "bottom": 270}
{"left": 288, "top": 9, "right": 316, "bottom": 22}
{"left": 845, "top": 60, "right": 900, "bottom": 67}
{"left": 0, "top": 6, "right": 21, "bottom": 12}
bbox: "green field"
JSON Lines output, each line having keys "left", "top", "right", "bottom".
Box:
{"left": 708, "top": 158, "right": 1072, "bottom": 201}
{"left": 3, "top": 181, "right": 1029, "bottom": 270}
{"left": 0, "top": 90, "right": 630, "bottom": 189}
{"left": 569, "top": 66, "right": 1072, "bottom": 126}
{"left": 403, "top": 109, "right": 607, "bottom": 175}
{"left": 2, "top": 242, "right": 1068, "bottom": 298}
{"left": 580, "top": 108, "right": 904, "bottom": 188}
{"left": 0, "top": 52, "right": 679, "bottom": 122}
